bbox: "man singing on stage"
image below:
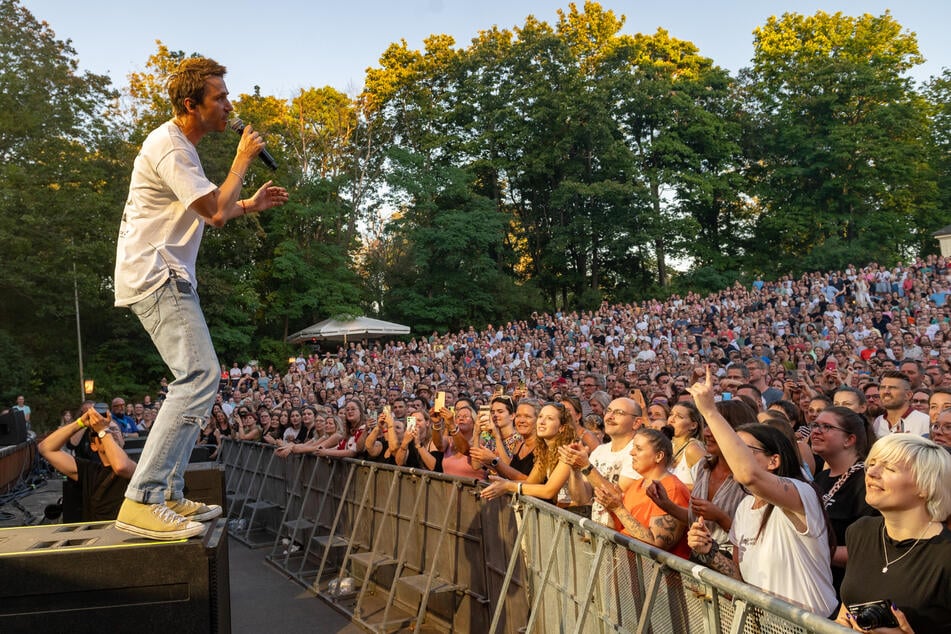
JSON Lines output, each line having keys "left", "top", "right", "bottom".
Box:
{"left": 113, "top": 57, "right": 288, "bottom": 539}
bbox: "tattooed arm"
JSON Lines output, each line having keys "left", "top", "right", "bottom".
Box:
{"left": 598, "top": 481, "right": 686, "bottom": 550}
{"left": 612, "top": 507, "right": 685, "bottom": 550}
{"left": 687, "top": 518, "right": 740, "bottom": 579}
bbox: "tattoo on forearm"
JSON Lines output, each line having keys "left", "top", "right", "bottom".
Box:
{"left": 652, "top": 515, "right": 680, "bottom": 548}
{"left": 711, "top": 552, "right": 739, "bottom": 578}
{"left": 617, "top": 509, "right": 652, "bottom": 542}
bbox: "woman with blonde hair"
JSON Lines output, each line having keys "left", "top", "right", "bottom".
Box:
{"left": 835, "top": 435, "right": 951, "bottom": 632}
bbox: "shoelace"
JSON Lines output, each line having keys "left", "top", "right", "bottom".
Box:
{"left": 153, "top": 504, "right": 188, "bottom": 527}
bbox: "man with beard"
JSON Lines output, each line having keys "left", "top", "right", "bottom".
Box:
{"left": 872, "top": 371, "right": 930, "bottom": 438}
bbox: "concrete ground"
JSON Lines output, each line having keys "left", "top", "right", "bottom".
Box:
{"left": 1, "top": 470, "right": 364, "bottom": 633}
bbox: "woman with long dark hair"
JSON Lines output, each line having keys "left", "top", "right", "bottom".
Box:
{"left": 811, "top": 406, "right": 878, "bottom": 594}
{"left": 686, "top": 367, "right": 837, "bottom": 616}
{"left": 666, "top": 402, "right": 706, "bottom": 490}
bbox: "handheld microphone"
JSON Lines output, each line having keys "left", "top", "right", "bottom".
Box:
{"left": 230, "top": 118, "right": 278, "bottom": 171}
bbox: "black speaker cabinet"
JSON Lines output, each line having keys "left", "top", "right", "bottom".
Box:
{"left": 0, "top": 518, "right": 231, "bottom": 633}
{"left": 184, "top": 461, "right": 227, "bottom": 513}
{"left": 0, "top": 409, "right": 27, "bottom": 446}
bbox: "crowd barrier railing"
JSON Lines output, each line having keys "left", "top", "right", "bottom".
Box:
{"left": 219, "top": 438, "right": 851, "bottom": 634}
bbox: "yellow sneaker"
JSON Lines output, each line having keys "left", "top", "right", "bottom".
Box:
{"left": 166, "top": 497, "right": 223, "bottom": 522}
{"left": 115, "top": 499, "right": 205, "bottom": 540}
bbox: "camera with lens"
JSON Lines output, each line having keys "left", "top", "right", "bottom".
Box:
{"left": 847, "top": 600, "right": 898, "bottom": 630}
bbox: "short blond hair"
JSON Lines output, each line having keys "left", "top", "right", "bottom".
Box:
{"left": 867, "top": 434, "right": 951, "bottom": 521}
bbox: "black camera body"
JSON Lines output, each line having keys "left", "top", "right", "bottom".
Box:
{"left": 847, "top": 600, "right": 898, "bottom": 630}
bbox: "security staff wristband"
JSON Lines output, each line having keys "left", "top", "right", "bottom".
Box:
{"left": 76, "top": 419, "right": 86, "bottom": 429}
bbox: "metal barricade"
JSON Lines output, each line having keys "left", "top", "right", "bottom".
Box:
{"left": 499, "top": 496, "right": 851, "bottom": 634}
{"left": 223, "top": 440, "right": 851, "bottom": 634}
{"left": 220, "top": 439, "right": 289, "bottom": 547}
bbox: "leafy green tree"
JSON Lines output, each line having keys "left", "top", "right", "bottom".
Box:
{"left": 919, "top": 68, "right": 951, "bottom": 254}
{"left": 0, "top": 0, "right": 129, "bottom": 421}
{"left": 743, "top": 10, "right": 933, "bottom": 273}
{"left": 381, "top": 150, "right": 535, "bottom": 331}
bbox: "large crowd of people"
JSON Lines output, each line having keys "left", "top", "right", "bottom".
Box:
{"left": 49, "top": 257, "right": 951, "bottom": 631}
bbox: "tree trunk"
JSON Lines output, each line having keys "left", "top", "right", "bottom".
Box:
{"left": 651, "top": 173, "right": 667, "bottom": 287}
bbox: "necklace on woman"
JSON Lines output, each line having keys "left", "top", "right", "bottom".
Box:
{"left": 880, "top": 521, "right": 933, "bottom": 573}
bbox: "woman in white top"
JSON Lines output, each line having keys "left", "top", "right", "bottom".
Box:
{"left": 686, "top": 367, "right": 837, "bottom": 617}
{"left": 666, "top": 403, "right": 706, "bottom": 490}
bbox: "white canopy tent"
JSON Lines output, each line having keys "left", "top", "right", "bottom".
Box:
{"left": 286, "top": 316, "right": 410, "bottom": 345}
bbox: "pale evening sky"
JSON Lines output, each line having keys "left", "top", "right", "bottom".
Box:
{"left": 19, "top": 1, "right": 949, "bottom": 101}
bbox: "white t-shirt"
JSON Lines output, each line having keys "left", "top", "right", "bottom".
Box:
{"left": 729, "top": 478, "right": 837, "bottom": 616}
{"left": 872, "top": 409, "right": 930, "bottom": 439}
{"left": 114, "top": 120, "right": 217, "bottom": 306}
{"left": 588, "top": 438, "right": 641, "bottom": 526}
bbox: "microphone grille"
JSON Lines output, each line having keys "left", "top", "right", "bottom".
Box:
{"left": 229, "top": 117, "right": 246, "bottom": 133}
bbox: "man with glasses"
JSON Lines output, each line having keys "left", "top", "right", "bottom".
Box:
{"left": 559, "top": 398, "right": 643, "bottom": 526}
{"left": 862, "top": 382, "right": 885, "bottom": 419}
{"left": 579, "top": 373, "right": 602, "bottom": 415}
{"left": 872, "top": 371, "right": 930, "bottom": 439}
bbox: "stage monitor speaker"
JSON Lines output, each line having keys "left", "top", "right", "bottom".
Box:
{"left": 0, "top": 518, "right": 231, "bottom": 633}
{"left": 184, "top": 461, "right": 227, "bottom": 513}
{"left": 0, "top": 409, "right": 27, "bottom": 446}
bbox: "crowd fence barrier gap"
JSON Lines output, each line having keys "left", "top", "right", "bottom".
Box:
{"left": 219, "top": 438, "right": 851, "bottom": 634}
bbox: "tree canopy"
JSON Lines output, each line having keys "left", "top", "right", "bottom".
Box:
{"left": 0, "top": 0, "right": 947, "bottom": 426}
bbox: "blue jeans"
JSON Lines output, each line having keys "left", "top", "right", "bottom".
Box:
{"left": 125, "top": 275, "right": 219, "bottom": 504}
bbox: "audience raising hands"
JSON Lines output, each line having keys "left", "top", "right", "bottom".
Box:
{"left": 686, "top": 366, "right": 838, "bottom": 616}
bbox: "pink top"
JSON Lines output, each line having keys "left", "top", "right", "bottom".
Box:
{"left": 441, "top": 449, "right": 485, "bottom": 480}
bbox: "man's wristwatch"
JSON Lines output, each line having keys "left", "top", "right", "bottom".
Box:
{"left": 97, "top": 428, "right": 109, "bottom": 439}
{"left": 580, "top": 464, "right": 593, "bottom": 476}
{"left": 490, "top": 457, "right": 500, "bottom": 468}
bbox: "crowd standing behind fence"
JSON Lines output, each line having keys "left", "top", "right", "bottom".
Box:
{"left": 47, "top": 257, "right": 951, "bottom": 630}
